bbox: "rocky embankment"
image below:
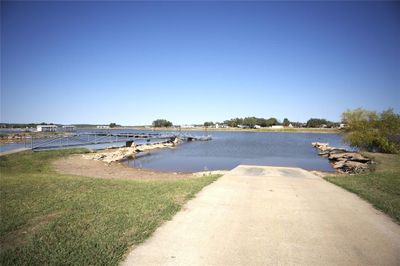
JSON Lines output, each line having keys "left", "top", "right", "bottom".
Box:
{"left": 83, "top": 137, "right": 181, "bottom": 163}
{"left": 312, "top": 142, "right": 373, "bottom": 174}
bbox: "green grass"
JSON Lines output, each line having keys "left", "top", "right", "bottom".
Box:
{"left": 0, "top": 149, "right": 220, "bottom": 265}
{"left": 325, "top": 152, "right": 400, "bottom": 223}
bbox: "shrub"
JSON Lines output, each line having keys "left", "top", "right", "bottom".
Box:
{"left": 342, "top": 108, "right": 400, "bottom": 153}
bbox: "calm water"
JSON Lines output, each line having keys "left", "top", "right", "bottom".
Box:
{"left": 1, "top": 129, "right": 350, "bottom": 172}
{"left": 126, "top": 131, "right": 351, "bottom": 172}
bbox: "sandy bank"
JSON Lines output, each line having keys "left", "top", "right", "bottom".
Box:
{"left": 53, "top": 155, "right": 192, "bottom": 180}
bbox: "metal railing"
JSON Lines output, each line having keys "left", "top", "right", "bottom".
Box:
{"left": 28, "top": 133, "right": 177, "bottom": 150}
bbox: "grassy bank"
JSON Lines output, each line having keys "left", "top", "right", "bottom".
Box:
{"left": 0, "top": 149, "right": 220, "bottom": 265}
{"left": 325, "top": 153, "right": 400, "bottom": 223}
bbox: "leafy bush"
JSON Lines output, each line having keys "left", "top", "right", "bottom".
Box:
{"left": 342, "top": 108, "right": 400, "bottom": 153}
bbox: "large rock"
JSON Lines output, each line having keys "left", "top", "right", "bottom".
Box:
{"left": 319, "top": 151, "right": 331, "bottom": 158}
{"left": 312, "top": 142, "right": 372, "bottom": 174}
{"left": 332, "top": 161, "right": 346, "bottom": 169}
{"left": 344, "top": 161, "right": 369, "bottom": 169}
{"left": 328, "top": 152, "right": 370, "bottom": 163}
{"left": 312, "top": 142, "right": 329, "bottom": 148}
{"left": 341, "top": 161, "right": 370, "bottom": 174}
{"left": 347, "top": 153, "right": 371, "bottom": 163}
{"left": 329, "top": 148, "right": 348, "bottom": 154}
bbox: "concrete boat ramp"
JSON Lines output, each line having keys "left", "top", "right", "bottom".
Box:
{"left": 123, "top": 165, "right": 400, "bottom": 266}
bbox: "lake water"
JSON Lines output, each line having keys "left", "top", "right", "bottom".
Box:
{"left": 0, "top": 129, "right": 350, "bottom": 172}
{"left": 126, "top": 131, "right": 350, "bottom": 172}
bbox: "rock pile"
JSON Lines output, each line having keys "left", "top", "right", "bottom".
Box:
{"left": 312, "top": 142, "right": 372, "bottom": 174}
{"left": 84, "top": 137, "right": 181, "bottom": 164}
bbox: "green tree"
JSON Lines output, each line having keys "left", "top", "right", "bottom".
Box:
{"left": 224, "top": 118, "right": 243, "bottom": 127}
{"left": 306, "top": 118, "right": 335, "bottom": 128}
{"left": 243, "top": 117, "right": 257, "bottom": 127}
{"left": 265, "top": 118, "right": 279, "bottom": 127}
{"left": 283, "top": 118, "right": 290, "bottom": 127}
{"left": 223, "top": 117, "right": 279, "bottom": 127}
{"left": 342, "top": 108, "right": 400, "bottom": 153}
{"left": 109, "top": 123, "right": 117, "bottom": 128}
{"left": 152, "top": 119, "right": 173, "bottom": 128}
{"left": 204, "top": 122, "right": 214, "bottom": 127}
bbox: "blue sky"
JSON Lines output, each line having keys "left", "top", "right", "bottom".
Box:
{"left": 1, "top": 1, "right": 399, "bottom": 125}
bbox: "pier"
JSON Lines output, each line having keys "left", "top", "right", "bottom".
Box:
{"left": 25, "top": 132, "right": 211, "bottom": 150}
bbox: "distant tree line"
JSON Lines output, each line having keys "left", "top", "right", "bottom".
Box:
{"left": 305, "top": 118, "right": 339, "bottom": 128}
{"left": 223, "top": 117, "right": 280, "bottom": 127}
{"left": 152, "top": 119, "right": 173, "bottom": 128}
{"left": 205, "top": 117, "right": 340, "bottom": 128}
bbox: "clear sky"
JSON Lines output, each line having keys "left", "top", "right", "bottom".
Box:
{"left": 1, "top": 1, "right": 399, "bottom": 125}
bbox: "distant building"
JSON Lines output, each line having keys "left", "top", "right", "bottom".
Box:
{"left": 271, "top": 125, "right": 284, "bottom": 129}
{"left": 62, "top": 125, "right": 76, "bottom": 132}
{"left": 288, "top": 124, "right": 294, "bottom": 128}
{"left": 237, "top": 125, "right": 250, "bottom": 129}
{"left": 37, "top": 125, "right": 58, "bottom": 132}
{"left": 180, "top": 124, "right": 195, "bottom": 128}
{"left": 253, "top": 125, "right": 261, "bottom": 129}
{"left": 96, "top": 125, "right": 110, "bottom": 129}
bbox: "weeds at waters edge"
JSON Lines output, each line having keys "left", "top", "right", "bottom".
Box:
{"left": 325, "top": 153, "right": 400, "bottom": 223}
{"left": 0, "top": 149, "right": 221, "bottom": 265}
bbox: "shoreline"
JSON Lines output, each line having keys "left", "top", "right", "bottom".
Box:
{"left": 54, "top": 152, "right": 334, "bottom": 180}
{"left": 108, "top": 126, "right": 340, "bottom": 134}
{"left": 0, "top": 127, "right": 340, "bottom": 145}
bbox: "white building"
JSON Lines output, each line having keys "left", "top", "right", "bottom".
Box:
{"left": 37, "top": 125, "right": 58, "bottom": 132}
{"left": 271, "top": 125, "right": 284, "bottom": 129}
{"left": 253, "top": 125, "right": 261, "bottom": 129}
{"left": 96, "top": 125, "right": 110, "bottom": 129}
{"left": 62, "top": 125, "right": 76, "bottom": 132}
{"left": 181, "top": 124, "right": 195, "bottom": 128}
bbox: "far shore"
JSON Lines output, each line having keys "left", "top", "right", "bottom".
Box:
{"left": 84, "top": 126, "right": 341, "bottom": 134}
{"left": 0, "top": 126, "right": 340, "bottom": 135}
{"left": 0, "top": 126, "right": 340, "bottom": 146}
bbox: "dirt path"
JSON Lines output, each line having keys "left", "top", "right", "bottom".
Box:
{"left": 52, "top": 155, "right": 191, "bottom": 180}
{"left": 123, "top": 165, "right": 400, "bottom": 265}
